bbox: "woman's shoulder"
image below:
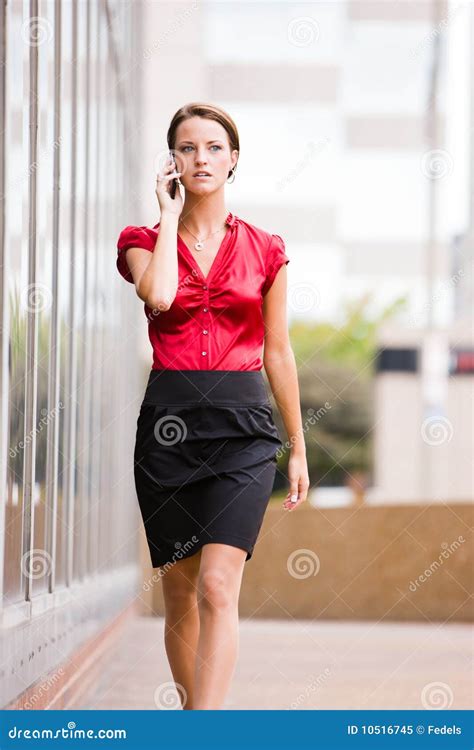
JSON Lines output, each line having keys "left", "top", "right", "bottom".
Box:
{"left": 117, "top": 223, "right": 160, "bottom": 251}
{"left": 233, "top": 215, "right": 277, "bottom": 248}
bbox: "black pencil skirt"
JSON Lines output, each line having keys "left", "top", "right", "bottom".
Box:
{"left": 133, "top": 369, "right": 283, "bottom": 568}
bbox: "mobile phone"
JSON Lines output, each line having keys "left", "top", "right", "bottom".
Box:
{"left": 169, "top": 152, "right": 178, "bottom": 200}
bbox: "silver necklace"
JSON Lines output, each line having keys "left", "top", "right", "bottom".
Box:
{"left": 179, "top": 217, "right": 227, "bottom": 251}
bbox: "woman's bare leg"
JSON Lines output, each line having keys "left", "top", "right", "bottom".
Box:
{"left": 160, "top": 548, "right": 202, "bottom": 709}
{"left": 193, "top": 543, "right": 247, "bottom": 709}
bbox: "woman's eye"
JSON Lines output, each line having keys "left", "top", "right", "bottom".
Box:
{"left": 180, "top": 144, "right": 221, "bottom": 152}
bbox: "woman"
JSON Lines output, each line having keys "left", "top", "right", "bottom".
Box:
{"left": 116, "top": 102, "right": 309, "bottom": 710}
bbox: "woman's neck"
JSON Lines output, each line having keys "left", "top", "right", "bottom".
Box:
{"left": 179, "top": 194, "right": 229, "bottom": 235}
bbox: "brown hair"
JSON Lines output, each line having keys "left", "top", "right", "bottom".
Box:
{"left": 167, "top": 102, "right": 239, "bottom": 179}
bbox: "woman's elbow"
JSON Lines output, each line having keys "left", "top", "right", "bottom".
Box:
{"left": 263, "top": 343, "right": 294, "bottom": 365}
{"left": 144, "top": 293, "right": 175, "bottom": 312}
{"left": 137, "top": 281, "right": 176, "bottom": 311}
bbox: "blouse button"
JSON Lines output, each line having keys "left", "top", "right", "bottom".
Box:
{"left": 203, "top": 329, "right": 208, "bottom": 335}
{"left": 201, "top": 351, "right": 207, "bottom": 356}
{"left": 202, "top": 284, "right": 207, "bottom": 290}
{"left": 203, "top": 307, "right": 208, "bottom": 312}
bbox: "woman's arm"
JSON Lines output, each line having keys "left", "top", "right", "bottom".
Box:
{"left": 127, "top": 157, "right": 183, "bottom": 310}
{"left": 126, "top": 212, "right": 180, "bottom": 310}
{"left": 262, "top": 266, "right": 310, "bottom": 510}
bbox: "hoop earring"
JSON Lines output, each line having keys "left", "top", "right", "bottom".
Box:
{"left": 227, "top": 167, "right": 236, "bottom": 184}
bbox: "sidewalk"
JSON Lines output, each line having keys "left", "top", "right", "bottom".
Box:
{"left": 76, "top": 615, "right": 471, "bottom": 710}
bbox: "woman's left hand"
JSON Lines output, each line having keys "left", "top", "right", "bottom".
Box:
{"left": 282, "top": 450, "right": 310, "bottom": 511}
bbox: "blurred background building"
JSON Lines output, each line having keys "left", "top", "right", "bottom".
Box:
{"left": 0, "top": 0, "right": 472, "bottom": 710}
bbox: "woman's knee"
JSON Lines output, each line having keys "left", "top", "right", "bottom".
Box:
{"left": 198, "top": 568, "right": 237, "bottom": 612}
{"left": 163, "top": 580, "right": 198, "bottom": 612}
{"left": 161, "top": 556, "right": 200, "bottom": 612}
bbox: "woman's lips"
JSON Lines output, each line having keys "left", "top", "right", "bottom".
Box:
{"left": 193, "top": 173, "right": 212, "bottom": 179}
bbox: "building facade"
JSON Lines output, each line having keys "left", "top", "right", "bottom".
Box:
{"left": 0, "top": 0, "right": 144, "bottom": 708}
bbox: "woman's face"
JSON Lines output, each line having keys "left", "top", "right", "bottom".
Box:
{"left": 173, "top": 116, "right": 238, "bottom": 195}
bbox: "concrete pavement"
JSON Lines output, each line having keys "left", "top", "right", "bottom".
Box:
{"left": 75, "top": 615, "right": 471, "bottom": 710}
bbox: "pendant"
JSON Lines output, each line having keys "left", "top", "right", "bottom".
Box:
{"left": 194, "top": 241, "right": 204, "bottom": 251}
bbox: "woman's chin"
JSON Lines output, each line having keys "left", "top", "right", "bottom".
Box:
{"left": 183, "top": 181, "right": 222, "bottom": 196}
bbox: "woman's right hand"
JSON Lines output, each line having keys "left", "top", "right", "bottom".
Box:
{"left": 155, "top": 155, "right": 183, "bottom": 216}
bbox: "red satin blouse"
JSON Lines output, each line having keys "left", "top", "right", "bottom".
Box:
{"left": 116, "top": 211, "right": 290, "bottom": 371}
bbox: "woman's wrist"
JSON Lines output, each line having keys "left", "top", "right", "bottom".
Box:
{"left": 159, "top": 211, "right": 180, "bottom": 225}
{"left": 289, "top": 437, "right": 306, "bottom": 456}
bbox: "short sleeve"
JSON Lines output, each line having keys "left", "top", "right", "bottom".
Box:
{"left": 116, "top": 225, "right": 156, "bottom": 283}
{"left": 262, "top": 233, "right": 290, "bottom": 296}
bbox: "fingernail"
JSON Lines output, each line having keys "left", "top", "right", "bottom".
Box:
{"left": 290, "top": 494, "right": 298, "bottom": 503}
